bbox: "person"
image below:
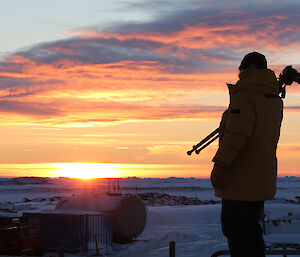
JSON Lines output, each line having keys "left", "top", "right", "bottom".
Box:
{"left": 210, "top": 52, "right": 283, "bottom": 257}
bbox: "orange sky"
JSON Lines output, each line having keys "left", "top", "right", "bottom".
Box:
{"left": 1, "top": 4, "right": 300, "bottom": 178}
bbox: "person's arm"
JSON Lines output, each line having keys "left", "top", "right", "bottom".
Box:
{"left": 213, "top": 92, "right": 256, "bottom": 167}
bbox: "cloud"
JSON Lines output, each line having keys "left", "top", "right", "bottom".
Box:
{"left": 4, "top": 3, "right": 300, "bottom": 72}
{"left": 104, "top": 1, "right": 300, "bottom": 50}
{"left": 285, "top": 106, "right": 300, "bottom": 111}
{"left": 0, "top": 94, "right": 226, "bottom": 125}
{"left": 4, "top": 3, "right": 300, "bottom": 76}
{"left": 1, "top": 1, "right": 300, "bottom": 125}
{"left": 0, "top": 100, "right": 62, "bottom": 117}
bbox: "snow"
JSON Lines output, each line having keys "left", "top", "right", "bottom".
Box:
{"left": 134, "top": 205, "right": 226, "bottom": 257}
{"left": 0, "top": 176, "right": 300, "bottom": 256}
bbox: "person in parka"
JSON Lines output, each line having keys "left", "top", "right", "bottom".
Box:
{"left": 210, "top": 52, "right": 283, "bottom": 257}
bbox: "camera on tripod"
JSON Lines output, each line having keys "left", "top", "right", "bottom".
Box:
{"left": 187, "top": 65, "right": 300, "bottom": 156}
{"left": 278, "top": 65, "right": 300, "bottom": 98}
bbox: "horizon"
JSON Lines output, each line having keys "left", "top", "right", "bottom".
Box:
{"left": 0, "top": 175, "right": 299, "bottom": 180}
{"left": 1, "top": 162, "right": 300, "bottom": 179}
{"left": 1, "top": 1, "right": 300, "bottom": 179}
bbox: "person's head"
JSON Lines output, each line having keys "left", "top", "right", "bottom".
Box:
{"left": 239, "top": 52, "right": 267, "bottom": 73}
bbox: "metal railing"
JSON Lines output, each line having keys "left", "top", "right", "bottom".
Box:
{"left": 22, "top": 212, "right": 113, "bottom": 253}
{"left": 211, "top": 249, "right": 300, "bottom": 256}
{"left": 80, "top": 214, "right": 113, "bottom": 254}
{"left": 168, "top": 241, "right": 300, "bottom": 257}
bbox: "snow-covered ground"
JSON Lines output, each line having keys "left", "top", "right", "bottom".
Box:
{"left": 0, "top": 176, "right": 300, "bottom": 256}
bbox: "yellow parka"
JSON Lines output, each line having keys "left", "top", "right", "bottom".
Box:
{"left": 213, "top": 68, "right": 283, "bottom": 201}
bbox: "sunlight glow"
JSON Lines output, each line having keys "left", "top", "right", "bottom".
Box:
{"left": 49, "top": 163, "right": 120, "bottom": 179}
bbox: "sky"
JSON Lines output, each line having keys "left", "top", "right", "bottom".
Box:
{"left": 1, "top": 0, "right": 300, "bottom": 178}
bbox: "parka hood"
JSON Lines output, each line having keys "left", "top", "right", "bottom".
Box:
{"left": 237, "top": 68, "right": 279, "bottom": 95}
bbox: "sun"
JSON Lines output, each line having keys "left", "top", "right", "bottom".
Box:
{"left": 50, "top": 162, "right": 119, "bottom": 179}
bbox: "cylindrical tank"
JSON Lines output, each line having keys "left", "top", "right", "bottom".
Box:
{"left": 55, "top": 193, "right": 146, "bottom": 243}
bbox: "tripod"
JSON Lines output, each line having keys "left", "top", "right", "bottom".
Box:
{"left": 187, "top": 128, "right": 219, "bottom": 155}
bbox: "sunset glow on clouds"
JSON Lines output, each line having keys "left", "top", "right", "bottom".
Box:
{"left": 1, "top": 0, "right": 300, "bottom": 178}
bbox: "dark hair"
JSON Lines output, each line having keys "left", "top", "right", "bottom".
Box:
{"left": 239, "top": 52, "right": 267, "bottom": 71}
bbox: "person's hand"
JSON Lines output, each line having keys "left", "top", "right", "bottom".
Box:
{"left": 210, "top": 162, "right": 227, "bottom": 189}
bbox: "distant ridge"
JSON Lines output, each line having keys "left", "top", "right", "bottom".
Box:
{"left": 0, "top": 177, "right": 53, "bottom": 185}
